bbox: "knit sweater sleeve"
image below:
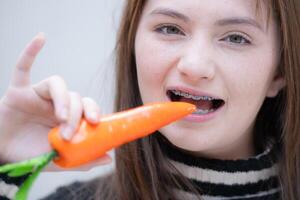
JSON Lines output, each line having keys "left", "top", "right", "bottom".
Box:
{"left": 40, "top": 181, "right": 96, "bottom": 200}
{"left": 40, "top": 174, "right": 116, "bottom": 200}
{"left": 0, "top": 173, "right": 108, "bottom": 200}
{"left": 0, "top": 171, "right": 30, "bottom": 200}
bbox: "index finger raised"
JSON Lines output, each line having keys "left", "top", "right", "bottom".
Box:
{"left": 10, "top": 32, "right": 46, "bottom": 87}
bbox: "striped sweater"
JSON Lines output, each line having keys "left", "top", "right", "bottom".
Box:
{"left": 0, "top": 172, "right": 30, "bottom": 200}
{"left": 162, "top": 141, "right": 281, "bottom": 200}
{"left": 0, "top": 142, "right": 280, "bottom": 200}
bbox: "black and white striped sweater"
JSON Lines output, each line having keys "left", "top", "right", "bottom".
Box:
{"left": 0, "top": 172, "right": 30, "bottom": 200}
{"left": 162, "top": 141, "right": 281, "bottom": 200}
{"left": 0, "top": 142, "right": 280, "bottom": 200}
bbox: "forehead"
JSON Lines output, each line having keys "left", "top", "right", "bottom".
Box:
{"left": 143, "top": 0, "right": 269, "bottom": 29}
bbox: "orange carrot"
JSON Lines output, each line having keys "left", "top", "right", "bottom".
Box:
{"left": 48, "top": 102, "right": 196, "bottom": 168}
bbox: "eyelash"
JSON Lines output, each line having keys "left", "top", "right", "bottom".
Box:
{"left": 155, "top": 24, "right": 252, "bottom": 45}
{"left": 221, "top": 33, "right": 251, "bottom": 45}
{"left": 155, "top": 24, "right": 185, "bottom": 36}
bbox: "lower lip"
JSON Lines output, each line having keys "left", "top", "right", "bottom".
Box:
{"left": 183, "top": 104, "right": 225, "bottom": 123}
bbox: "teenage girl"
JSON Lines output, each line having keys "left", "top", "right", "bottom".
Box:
{"left": 0, "top": 0, "right": 299, "bottom": 199}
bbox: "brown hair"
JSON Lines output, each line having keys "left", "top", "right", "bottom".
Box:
{"left": 94, "top": 0, "right": 300, "bottom": 199}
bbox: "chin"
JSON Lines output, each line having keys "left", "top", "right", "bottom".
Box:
{"left": 159, "top": 125, "right": 217, "bottom": 153}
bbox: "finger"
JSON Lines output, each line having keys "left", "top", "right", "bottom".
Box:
{"left": 44, "top": 154, "right": 112, "bottom": 172}
{"left": 82, "top": 97, "right": 101, "bottom": 124}
{"left": 11, "top": 32, "right": 46, "bottom": 87}
{"left": 33, "top": 75, "right": 70, "bottom": 121}
{"left": 60, "top": 92, "right": 83, "bottom": 140}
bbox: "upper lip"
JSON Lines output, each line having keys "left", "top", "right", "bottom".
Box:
{"left": 166, "top": 86, "right": 224, "bottom": 100}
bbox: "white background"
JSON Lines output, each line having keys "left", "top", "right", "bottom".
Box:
{"left": 0, "top": 1, "right": 124, "bottom": 199}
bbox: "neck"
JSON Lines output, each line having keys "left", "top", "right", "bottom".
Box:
{"left": 193, "top": 137, "right": 256, "bottom": 160}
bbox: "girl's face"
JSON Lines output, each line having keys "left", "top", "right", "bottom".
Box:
{"left": 134, "top": 0, "right": 285, "bottom": 159}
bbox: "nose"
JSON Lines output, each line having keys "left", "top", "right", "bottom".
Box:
{"left": 176, "top": 39, "right": 216, "bottom": 82}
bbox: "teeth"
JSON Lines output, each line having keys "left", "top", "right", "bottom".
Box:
{"left": 171, "top": 90, "right": 215, "bottom": 101}
{"left": 183, "top": 93, "right": 190, "bottom": 98}
{"left": 193, "top": 96, "right": 201, "bottom": 100}
{"left": 193, "top": 108, "right": 215, "bottom": 115}
{"left": 173, "top": 90, "right": 182, "bottom": 96}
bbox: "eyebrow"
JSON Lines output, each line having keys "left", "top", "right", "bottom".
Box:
{"left": 150, "top": 8, "right": 190, "bottom": 22}
{"left": 149, "top": 8, "right": 264, "bottom": 32}
{"left": 216, "top": 18, "right": 264, "bottom": 32}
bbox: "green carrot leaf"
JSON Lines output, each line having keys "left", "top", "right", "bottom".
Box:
{"left": 0, "top": 151, "right": 58, "bottom": 200}
{"left": 8, "top": 165, "right": 35, "bottom": 177}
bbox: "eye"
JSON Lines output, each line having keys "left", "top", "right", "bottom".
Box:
{"left": 223, "top": 34, "right": 251, "bottom": 45}
{"left": 155, "top": 24, "right": 185, "bottom": 36}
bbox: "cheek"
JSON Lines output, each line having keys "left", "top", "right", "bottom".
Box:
{"left": 134, "top": 32, "right": 179, "bottom": 97}
{"left": 135, "top": 50, "right": 164, "bottom": 82}
{"left": 220, "top": 47, "right": 276, "bottom": 99}
{"left": 220, "top": 51, "right": 277, "bottom": 126}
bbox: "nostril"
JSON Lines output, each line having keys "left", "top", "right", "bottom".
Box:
{"left": 177, "top": 59, "right": 215, "bottom": 81}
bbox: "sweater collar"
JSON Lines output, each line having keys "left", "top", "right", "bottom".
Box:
{"left": 160, "top": 140, "right": 280, "bottom": 199}
{"left": 161, "top": 140, "right": 278, "bottom": 173}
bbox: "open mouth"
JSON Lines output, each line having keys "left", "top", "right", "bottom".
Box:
{"left": 166, "top": 89, "right": 225, "bottom": 115}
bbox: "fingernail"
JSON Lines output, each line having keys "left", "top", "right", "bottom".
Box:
{"left": 60, "top": 107, "right": 68, "bottom": 121}
{"left": 36, "top": 32, "right": 45, "bottom": 39}
{"left": 60, "top": 125, "right": 73, "bottom": 140}
{"left": 89, "top": 112, "right": 98, "bottom": 122}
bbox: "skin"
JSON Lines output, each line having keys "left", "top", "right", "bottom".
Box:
{"left": 0, "top": 34, "right": 112, "bottom": 171}
{"left": 135, "top": 0, "right": 285, "bottom": 160}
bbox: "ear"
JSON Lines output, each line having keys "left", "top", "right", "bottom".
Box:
{"left": 266, "top": 74, "right": 286, "bottom": 97}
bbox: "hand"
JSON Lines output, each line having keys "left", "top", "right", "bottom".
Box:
{"left": 0, "top": 33, "right": 112, "bottom": 170}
